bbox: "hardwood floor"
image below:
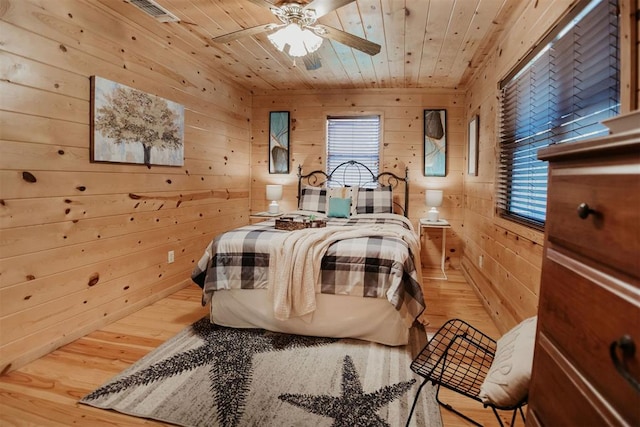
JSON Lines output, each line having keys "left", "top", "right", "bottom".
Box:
{"left": 419, "top": 268, "right": 515, "bottom": 427}
{"left": 0, "top": 268, "right": 516, "bottom": 426}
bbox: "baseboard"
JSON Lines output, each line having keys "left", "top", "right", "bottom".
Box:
{"left": 460, "top": 255, "right": 509, "bottom": 334}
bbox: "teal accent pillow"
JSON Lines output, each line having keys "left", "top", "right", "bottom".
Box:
{"left": 327, "top": 197, "right": 352, "bottom": 218}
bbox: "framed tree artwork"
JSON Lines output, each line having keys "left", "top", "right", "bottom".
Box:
{"left": 90, "top": 76, "right": 184, "bottom": 166}
{"left": 468, "top": 114, "right": 479, "bottom": 176}
{"left": 423, "top": 109, "right": 447, "bottom": 177}
{"left": 269, "top": 111, "right": 290, "bottom": 174}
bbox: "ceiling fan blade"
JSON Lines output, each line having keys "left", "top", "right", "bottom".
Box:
{"left": 304, "top": 0, "right": 356, "bottom": 18}
{"left": 212, "top": 24, "right": 277, "bottom": 43}
{"left": 317, "top": 25, "right": 381, "bottom": 56}
{"left": 303, "top": 51, "right": 322, "bottom": 70}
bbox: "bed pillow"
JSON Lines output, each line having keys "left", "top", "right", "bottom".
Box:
{"left": 478, "top": 316, "right": 537, "bottom": 407}
{"left": 356, "top": 186, "right": 393, "bottom": 214}
{"left": 327, "top": 197, "right": 352, "bottom": 218}
{"left": 326, "top": 186, "right": 358, "bottom": 217}
{"left": 299, "top": 186, "right": 327, "bottom": 213}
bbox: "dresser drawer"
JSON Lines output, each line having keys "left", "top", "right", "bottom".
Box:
{"left": 538, "top": 248, "right": 640, "bottom": 425}
{"left": 528, "top": 336, "right": 624, "bottom": 426}
{"left": 546, "top": 165, "right": 639, "bottom": 278}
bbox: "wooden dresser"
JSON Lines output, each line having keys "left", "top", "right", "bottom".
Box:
{"left": 527, "top": 130, "right": 640, "bottom": 426}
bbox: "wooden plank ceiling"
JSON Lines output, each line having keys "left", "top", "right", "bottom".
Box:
{"left": 101, "top": 0, "right": 520, "bottom": 91}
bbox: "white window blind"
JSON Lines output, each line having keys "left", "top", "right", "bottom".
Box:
{"left": 497, "top": 0, "right": 619, "bottom": 228}
{"left": 326, "top": 116, "right": 380, "bottom": 187}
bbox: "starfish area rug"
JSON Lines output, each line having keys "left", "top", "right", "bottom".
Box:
{"left": 80, "top": 317, "right": 442, "bottom": 427}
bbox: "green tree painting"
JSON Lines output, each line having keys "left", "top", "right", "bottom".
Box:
{"left": 91, "top": 76, "right": 184, "bottom": 166}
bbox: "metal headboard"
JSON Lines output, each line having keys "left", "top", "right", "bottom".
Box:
{"left": 297, "top": 160, "right": 410, "bottom": 217}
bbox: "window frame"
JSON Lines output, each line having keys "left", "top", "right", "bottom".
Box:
{"left": 496, "top": 0, "right": 620, "bottom": 230}
{"left": 325, "top": 115, "right": 382, "bottom": 188}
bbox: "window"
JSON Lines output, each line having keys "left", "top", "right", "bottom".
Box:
{"left": 326, "top": 116, "right": 381, "bottom": 187}
{"left": 497, "top": 0, "right": 619, "bottom": 228}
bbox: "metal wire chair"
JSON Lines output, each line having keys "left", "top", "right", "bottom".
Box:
{"left": 406, "top": 319, "right": 527, "bottom": 427}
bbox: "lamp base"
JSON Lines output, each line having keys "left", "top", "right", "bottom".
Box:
{"left": 268, "top": 201, "right": 280, "bottom": 214}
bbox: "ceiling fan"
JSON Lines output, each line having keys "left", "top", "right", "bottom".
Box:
{"left": 212, "top": 0, "right": 381, "bottom": 69}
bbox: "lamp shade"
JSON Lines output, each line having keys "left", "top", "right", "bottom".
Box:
{"left": 425, "top": 190, "right": 443, "bottom": 207}
{"left": 266, "top": 184, "right": 283, "bottom": 201}
{"left": 425, "top": 190, "right": 443, "bottom": 222}
{"left": 266, "top": 184, "right": 283, "bottom": 214}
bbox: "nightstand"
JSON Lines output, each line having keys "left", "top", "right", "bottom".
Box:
{"left": 419, "top": 218, "right": 451, "bottom": 280}
{"left": 249, "top": 211, "right": 282, "bottom": 224}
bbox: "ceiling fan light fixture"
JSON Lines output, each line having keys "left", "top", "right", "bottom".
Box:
{"left": 267, "top": 23, "right": 293, "bottom": 51}
{"left": 267, "top": 23, "right": 323, "bottom": 58}
{"left": 301, "top": 28, "right": 323, "bottom": 52}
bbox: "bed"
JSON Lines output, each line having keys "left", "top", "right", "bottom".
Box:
{"left": 191, "top": 161, "right": 425, "bottom": 346}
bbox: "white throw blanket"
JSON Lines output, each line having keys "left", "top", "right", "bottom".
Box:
{"left": 268, "top": 224, "right": 420, "bottom": 321}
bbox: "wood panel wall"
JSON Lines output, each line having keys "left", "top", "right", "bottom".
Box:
{"left": 2, "top": 0, "right": 635, "bottom": 373}
{"left": 250, "top": 88, "right": 465, "bottom": 274}
{"left": 462, "top": 0, "right": 639, "bottom": 333}
{"left": 0, "top": 0, "right": 252, "bottom": 372}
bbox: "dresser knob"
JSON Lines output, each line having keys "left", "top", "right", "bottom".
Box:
{"left": 610, "top": 335, "right": 640, "bottom": 392}
{"left": 577, "top": 203, "right": 595, "bottom": 219}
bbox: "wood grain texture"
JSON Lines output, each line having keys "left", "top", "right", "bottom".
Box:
{"left": 250, "top": 88, "right": 466, "bottom": 269}
{"left": 2, "top": 0, "right": 636, "bottom": 382}
{"left": 461, "top": 0, "right": 574, "bottom": 333}
{"left": 462, "top": 0, "right": 639, "bottom": 334}
{"left": 72, "top": 0, "right": 521, "bottom": 91}
{"left": 0, "top": 0, "right": 252, "bottom": 373}
{"left": 528, "top": 133, "right": 640, "bottom": 427}
{"left": 0, "top": 272, "right": 514, "bottom": 427}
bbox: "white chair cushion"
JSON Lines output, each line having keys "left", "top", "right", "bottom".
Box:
{"left": 479, "top": 316, "right": 537, "bottom": 407}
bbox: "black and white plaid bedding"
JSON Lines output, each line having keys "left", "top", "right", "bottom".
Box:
{"left": 191, "top": 212, "right": 425, "bottom": 325}
{"left": 356, "top": 186, "right": 393, "bottom": 214}
{"left": 298, "top": 186, "right": 327, "bottom": 212}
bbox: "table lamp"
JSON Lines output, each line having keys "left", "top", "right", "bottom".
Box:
{"left": 266, "top": 184, "right": 283, "bottom": 214}
{"left": 425, "top": 190, "right": 443, "bottom": 222}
